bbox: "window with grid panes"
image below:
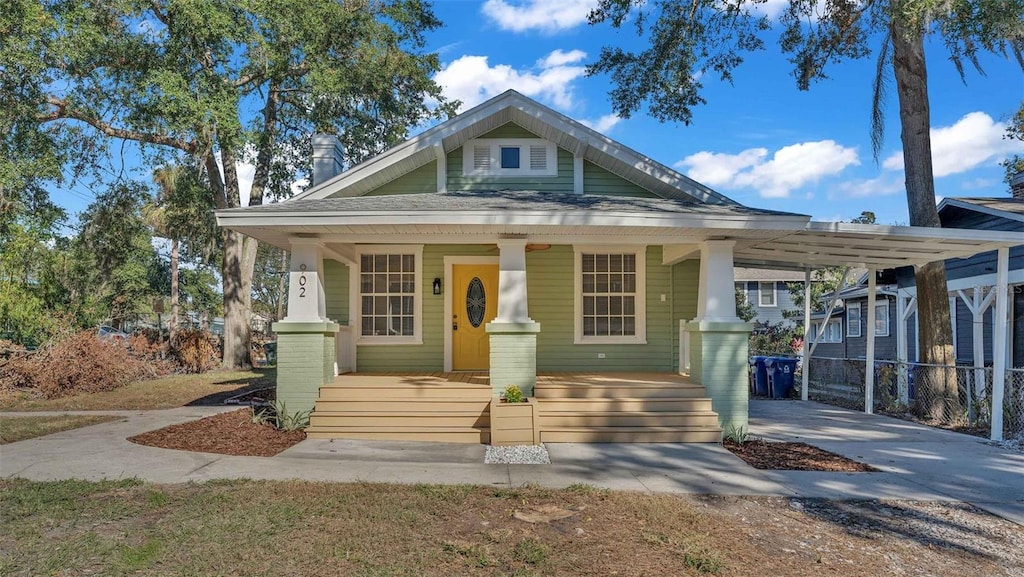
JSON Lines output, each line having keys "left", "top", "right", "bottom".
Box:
{"left": 359, "top": 254, "right": 416, "bottom": 337}
{"left": 581, "top": 253, "right": 637, "bottom": 337}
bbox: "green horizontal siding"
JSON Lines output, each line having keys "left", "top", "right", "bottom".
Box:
{"left": 363, "top": 161, "right": 437, "bottom": 196}
{"left": 583, "top": 160, "right": 659, "bottom": 198}
{"left": 324, "top": 259, "right": 350, "bottom": 324}
{"left": 356, "top": 244, "right": 494, "bottom": 371}
{"left": 447, "top": 123, "right": 574, "bottom": 193}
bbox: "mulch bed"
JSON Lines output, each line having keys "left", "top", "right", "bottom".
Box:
{"left": 724, "top": 438, "right": 878, "bottom": 472}
{"left": 128, "top": 408, "right": 305, "bottom": 457}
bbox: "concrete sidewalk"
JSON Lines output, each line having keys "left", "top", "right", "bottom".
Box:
{"left": 1, "top": 400, "right": 1020, "bottom": 524}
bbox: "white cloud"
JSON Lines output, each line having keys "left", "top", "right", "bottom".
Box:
{"left": 676, "top": 140, "right": 860, "bottom": 198}
{"left": 882, "top": 112, "right": 1022, "bottom": 178}
{"left": 435, "top": 51, "right": 587, "bottom": 111}
{"left": 481, "top": 0, "right": 598, "bottom": 33}
{"left": 833, "top": 175, "right": 904, "bottom": 199}
{"left": 580, "top": 113, "right": 621, "bottom": 133}
{"left": 751, "top": 0, "right": 790, "bottom": 18}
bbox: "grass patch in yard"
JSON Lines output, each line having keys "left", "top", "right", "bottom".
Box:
{"left": 0, "top": 415, "right": 121, "bottom": 444}
{"left": 0, "top": 369, "right": 273, "bottom": 412}
{"left": 0, "top": 480, "right": 1019, "bottom": 577}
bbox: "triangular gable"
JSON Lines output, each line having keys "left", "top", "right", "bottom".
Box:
{"left": 937, "top": 197, "right": 1024, "bottom": 225}
{"left": 292, "top": 90, "right": 736, "bottom": 205}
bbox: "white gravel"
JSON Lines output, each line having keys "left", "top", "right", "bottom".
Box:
{"left": 485, "top": 443, "right": 551, "bottom": 464}
{"left": 995, "top": 434, "right": 1023, "bottom": 454}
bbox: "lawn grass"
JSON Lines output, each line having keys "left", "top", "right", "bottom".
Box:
{"left": 0, "top": 415, "right": 121, "bottom": 444}
{"left": 0, "top": 369, "right": 273, "bottom": 412}
{"left": 0, "top": 479, "right": 727, "bottom": 577}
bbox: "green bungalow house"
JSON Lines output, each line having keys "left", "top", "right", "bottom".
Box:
{"left": 216, "top": 90, "right": 1019, "bottom": 444}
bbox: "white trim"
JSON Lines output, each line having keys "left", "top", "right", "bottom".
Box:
{"left": 938, "top": 197, "right": 1024, "bottom": 224}
{"left": 354, "top": 245, "right": 424, "bottom": 346}
{"left": 462, "top": 138, "right": 557, "bottom": 177}
{"left": 434, "top": 143, "right": 447, "bottom": 193}
{"left": 874, "top": 299, "right": 890, "bottom": 337}
{"left": 757, "top": 281, "right": 777, "bottom": 307}
{"left": 573, "top": 245, "right": 648, "bottom": 345}
{"left": 847, "top": 303, "right": 862, "bottom": 338}
{"left": 443, "top": 255, "right": 500, "bottom": 372}
{"left": 811, "top": 319, "right": 843, "bottom": 343}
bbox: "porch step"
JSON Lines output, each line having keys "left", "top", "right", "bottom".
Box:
{"left": 313, "top": 400, "right": 491, "bottom": 412}
{"left": 535, "top": 383, "right": 707, "bottom": 399}
{"left": 540, "top": 426, "right": 722, "bottom": 443}
{"left": 538, "top": 397, "right": 713, "bottom": 412}
{"left": 540, "top": 411, "right": 720, "bottom": 428}
{"left": 306, "top": 426, "right": 490, "bottom": 444}
{"left": 317, "top": 384, "right": 491, "bottom": 401}
{"left": 309, "top": 411, "right": 489, "bottom": 429}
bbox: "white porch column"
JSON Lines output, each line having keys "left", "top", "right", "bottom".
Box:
{"left": 896, "top": 294, "right": 917, "bottom": 406}
{"left": 487, "top": 238, "right": 541, "bottom": 398}
{"left": 686, "top": 240, "right": 752, "bottom": 432}
{"left": 695, "top": 240, "right": 740, "bottom": 322}
{"left": 864, "top": 269, "right": 876, "bottom": 414}
{"left": 991, "top": 247, "right": 1010, "bottom": 441}
{"left": 274, "top": 237, "right": 340, "bottom": 413}
{"left": 284, "top": 238, "right": 327, "bottom": 322}
{"left": 801, "top": 268, "right": 812, "bottom": 401}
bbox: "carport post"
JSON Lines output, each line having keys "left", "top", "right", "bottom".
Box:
{"left": 864, "top": 269, "right": 876, "bottom": 414}
{"left": 991, "top": 247, "right": 1009, "bottom": 441}
{"left": 801, "top": 268, "right": 812, "bottom": 401}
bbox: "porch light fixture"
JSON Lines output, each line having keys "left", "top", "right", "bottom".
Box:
{"left": 433, "top": 278, "right": 442, "bottom": 295}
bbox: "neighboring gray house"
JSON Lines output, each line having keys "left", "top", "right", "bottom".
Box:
{"left": 734, "top": 268, "right": 804, "bottom": 327}
{"left": 809, "top": 275, "right": 899, "bottom": 360}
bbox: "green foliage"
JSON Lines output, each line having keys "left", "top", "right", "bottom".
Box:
{"left": 749, "top": 321, "right": 802, "bottom": 357}
{"left": 252, "top": 243, "right": 288, "bottom": 321}
{"left": 1003, "top": 103, "right": 1024, "bottom": 188}
{"left": 269, "top": 400, "right": 310, "bottom": 431}
{"left": 735, "top": 288, "right": 756, "bottom": 323}
{"left": 722, "top": 424, "right": 749, "bottom": 444}
{"left": 502, "top": 385, "right": 524, "bottom": 403}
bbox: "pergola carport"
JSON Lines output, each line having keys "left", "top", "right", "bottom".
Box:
{"left": 731, "top": 222, "right": 1020, "bottom": 441}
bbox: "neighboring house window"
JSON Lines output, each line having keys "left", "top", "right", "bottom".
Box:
{"left": 357, "top": 246, "right": 422, "bottom": 344}
{"left": 758, "top": 281, "right": 776, "bottom": 307}
{"left": 811, "top": 319, "right": 842, "bottom": 343}
{"left": 874, "top": 300, "right": 890, "bottom": 337}
{"left": 462, "top": 138, "right": 557, "bottom": 177}
{"left": 847, "top": 303, "right": 862, "bottom": 337}
{"left": 574, "top": 246, "right": 647, "bottom": 344}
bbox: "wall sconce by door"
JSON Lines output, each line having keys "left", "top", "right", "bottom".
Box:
{"left": 432, "top": 278, "right": 442, "bottom": 295}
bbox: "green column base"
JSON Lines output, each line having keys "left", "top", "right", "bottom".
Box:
{"left": 685, "top": 320, "right": 753, "bottom": 432}
{"left": 273, "top": 321, "right": 340, "bottom": 413}
{"left": 486, "top": 321, "right": 541, "bottom": 398}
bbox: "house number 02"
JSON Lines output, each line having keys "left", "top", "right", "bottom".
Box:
{"left": 298, "top": 264, "right": 307, "bottom": 298}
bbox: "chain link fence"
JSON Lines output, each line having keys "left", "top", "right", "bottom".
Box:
{"left": 797, "top": 355, "right": 1024, "bottom": 439}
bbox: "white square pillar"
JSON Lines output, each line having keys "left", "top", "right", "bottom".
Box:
{"left": 283, "top": 238, "right": 327, "bottom": 322}
{"left": 695, "top": 240, "right": 741, "bottom": 322}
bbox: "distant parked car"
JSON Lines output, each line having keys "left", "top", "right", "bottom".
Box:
{"left": 97, "top": 326, "right": 130, "bottom": 340}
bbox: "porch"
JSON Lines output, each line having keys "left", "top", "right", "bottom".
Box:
{"left": 306, "top": 372, "right": 722, "bottom": 444}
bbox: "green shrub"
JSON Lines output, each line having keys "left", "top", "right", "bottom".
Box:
{"left": 502, "top": 385, "right": 524, "bottom": 403}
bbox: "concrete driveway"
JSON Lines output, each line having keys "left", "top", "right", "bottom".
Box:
{"left": 1, "top": 400, "right": 1021, "bottom": 524}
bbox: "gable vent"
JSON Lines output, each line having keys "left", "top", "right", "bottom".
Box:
{"left": 530, "top": 145, "right": 547, "bottom": 171}
{"left": 473, "top": 145, "right": 491, "bottom": 170}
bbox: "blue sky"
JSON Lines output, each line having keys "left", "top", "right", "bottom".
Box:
{"left": 51, "top": 0, "right": 1024, "bottom": 227}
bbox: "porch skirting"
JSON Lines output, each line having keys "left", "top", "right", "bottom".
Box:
{"left": 486, "top": 321, "right": 541, "bottom": 398}
{"left": 273, "top": 321, "right": 340, "bottom": 413}
{"left": 685, "top": 320, "right": 753, "bottom": 432}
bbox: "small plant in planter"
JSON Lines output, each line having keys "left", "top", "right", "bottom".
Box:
{"left": 501, "top": 385, "right": 525, "bottom": 403}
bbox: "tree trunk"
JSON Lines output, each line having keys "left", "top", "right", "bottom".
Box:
{"left": 276, "top": 249, "right": 288, "bottom": 321}
{"left": 170, "top": 237, "right": 179, "bottom": 341}
{"left": 891, "top": 18, "right": 957, "bottom": 420}
{"left": 221, "top": 228, "right": 258, "bottom": 369}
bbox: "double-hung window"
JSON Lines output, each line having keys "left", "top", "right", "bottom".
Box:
{"left": 574, "top": 246, "right": 647, "bottom": 344}
{"left": 847, "top": 304, "right": 862, "bottom": 337}
{"left": 874, "top": 301, "right": 890, "bottom": 337}
{"left": 758, "top": 281, "right": 776, "bottom": 307}
{"left": 357, "top": 246, "right": 422, "bottom": 344}
{"left": 811, "top": 319, "right": 842, "bottom": 343}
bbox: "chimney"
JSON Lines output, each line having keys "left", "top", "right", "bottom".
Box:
{"left": 311, "top": 134, "right": 344, "bottom": 187}
{"left": 1012, "top": 171, "right": 1024, "bottom": 200}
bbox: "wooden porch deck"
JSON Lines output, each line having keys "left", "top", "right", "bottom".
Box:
{"left": 306, "top": 372, "right": 721, "bottom": 443}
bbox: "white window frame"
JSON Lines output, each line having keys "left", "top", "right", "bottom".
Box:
{"left": 874, "top": 300, "right": 890, "bottom": 337}
{"left": 462, "top": 138, "right": 557, "bottom": 177}
{"left": 353, "top": 245, "right": 423, "bottom": 346}
{"left": 573, "top": 245, "right": 647, "bottom": 345}
{"left": 847, "top": 303, "right": 862, "bottom": 338}
{"left": 811, "top": 319, "right": 843, "bottom": 343}
{"left": 758, "top": 281, "right": 776, "bottom": 307}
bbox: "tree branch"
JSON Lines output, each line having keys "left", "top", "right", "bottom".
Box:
{"left": 39, "top": 96, "right": 197, "bottom": 154}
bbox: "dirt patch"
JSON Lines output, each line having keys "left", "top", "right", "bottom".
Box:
{"left": 724, "top": 439, "right": 877, "bottom": 472}
{"left": 127, "top": 408, "right": 304, "bottom": 457}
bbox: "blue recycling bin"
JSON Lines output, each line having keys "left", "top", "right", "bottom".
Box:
{"left": 749, "top": 356, "right": 770, "bottom": 396}
{"left": 765, "top": 357, "right": 798, "bottom": 398}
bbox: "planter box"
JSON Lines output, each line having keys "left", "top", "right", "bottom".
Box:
{"left": 490, "top": 398, "right": 540, "bottom": 446}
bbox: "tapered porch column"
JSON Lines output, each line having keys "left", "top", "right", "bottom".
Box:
{"left": 273, "top": 238, "right": 340, "bottom": 413}
{"left": 486, "top": 239, "right": 541, "bottom": 398}
{"left": 684, "top": 240, "right": 753, "bottom": 431}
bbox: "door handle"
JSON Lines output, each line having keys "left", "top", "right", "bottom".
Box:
{"left": 452, "top": 322, "right": 458, "bottom": 331}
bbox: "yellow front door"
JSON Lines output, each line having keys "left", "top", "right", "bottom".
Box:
{"left": 452, "top": 264, "right": 499, "bottom": 370}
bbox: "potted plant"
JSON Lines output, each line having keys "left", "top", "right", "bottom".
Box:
{"left": 490, "top": 385, "right": 540, "bottom": 446}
